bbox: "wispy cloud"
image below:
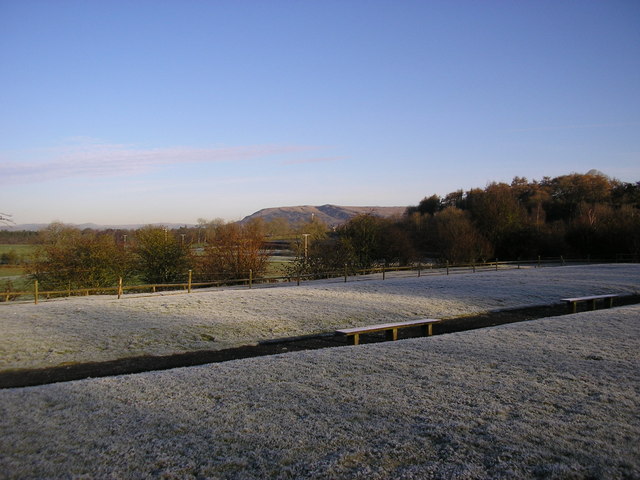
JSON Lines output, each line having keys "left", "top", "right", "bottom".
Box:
{"left": 0, "top": 142, "right": 319, "bottom": 185}
{"left": 281, "top": 156, "right": 345, "bottom": 166}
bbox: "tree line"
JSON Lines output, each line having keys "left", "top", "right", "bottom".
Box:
{"left": 28, "top": 221, "right": 270, "bottom": 291}
{"left": 4, "top": 171, "right": 639, "bottom": 291}
{"left": 405, "top": 171, "right": 640, "bottom": 262}
{"left": 290, "top": 171, "right": 640, "bottom": 273}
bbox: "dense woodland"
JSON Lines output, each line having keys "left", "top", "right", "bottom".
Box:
{"left": 405, "top": 171, "right": 640, "bottom": 261}
{"left": 1, "top": 171, "right": 639, "bottom": 289}
{"left": 290, "top": 172, "right": 640, "bottom": 274}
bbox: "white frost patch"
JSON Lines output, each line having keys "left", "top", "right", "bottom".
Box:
{"left": 0, "top": 305, "right": 638, "bottom": 478}
{"left": 1, "top": 264, "right": 639, "bottom": 370}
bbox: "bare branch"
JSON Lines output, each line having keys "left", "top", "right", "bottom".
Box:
{"left": 0, "top": 212, "right": 14, "bottom": 225}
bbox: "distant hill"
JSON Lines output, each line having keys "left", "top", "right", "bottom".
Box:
{"left": 0, "top": 205, "right": 407, "bottom": 232}
{"left": 240, "top": 204, "right": 407, "bottom": 227}
{"left": 0, "top": 223, "right": 193, "bottom": 232}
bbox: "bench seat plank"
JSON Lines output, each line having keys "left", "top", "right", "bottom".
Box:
{"left": 561, "top": 294, "right": 620, "bottom": 302}
{"left": 336, "top": 319, "right": 440, "bottom": 345}
{"left": 336, "top": 319, "right": 440, "bottom": 335}
{"left": 561, "top": 294, "right": 621, "bottom": 313}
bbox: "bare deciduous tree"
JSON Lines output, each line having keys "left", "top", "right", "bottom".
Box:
{"left": 198, "top": 220, "right": 270, "bottom": 281}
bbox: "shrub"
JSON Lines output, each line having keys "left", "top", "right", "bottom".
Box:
{"left": 30, "top": 223, "right": 132, "bottom": 290}
{"left": 133, "top": 226, "right": 192, "bottom": 284}
{"left": 197, "top": 221, "right": 269, "bottom": 282}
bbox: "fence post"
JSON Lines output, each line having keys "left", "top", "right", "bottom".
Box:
{"left": 117, "top": 277, "right": 123, "bottom": 299}
{"left": 34, "top": 280, "right": 38, "bottom": 305}
{"left": 446, "top": 261, "right": 449, "bottom": 275}
{"left": 249, "top": 269, "right": 253, "bottom": 289}
{"left": 495, "top": 258, "right": 498, "bottom": 271}
{"left": 344, "top": 263, "right": 348, "bottom": 283}
{"left": 472, "top": 262, "right": 476, "bottom": 273}
{"left": 382, "top": 260, "right": 386, "bottom": 280}
{"left": 417, "top": 262, "right": 421, "bottom": 277}
{"left": 188, "top": 270, "right": 192, "bottom": 293}
{"left": 537, "top": 255, "right": 541, "bottom": 268}
{"left": 297, "top": 270, "right": 300, "bottom": 286}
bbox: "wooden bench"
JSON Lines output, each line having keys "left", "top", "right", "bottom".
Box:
{"left": 336, "top": 319, "right": 441, "bottom": 346}
{"left": 561, "top": 294, "right": 621, "bottom": 313}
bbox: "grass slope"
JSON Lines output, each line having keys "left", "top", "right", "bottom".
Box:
{"left": 1, "top": 264, "right": 639, "bottom": 371}
{"left": 0, "top": 306, "right": 638, "bottom": 479}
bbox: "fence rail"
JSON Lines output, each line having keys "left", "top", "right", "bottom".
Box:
{"left": 2, "top": 255, "right": 638, "bottom": 304}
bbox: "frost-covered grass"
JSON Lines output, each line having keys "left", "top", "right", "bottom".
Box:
{"left": 1, "top": 264, "right": 639, "bottom": 371}
{"left": 1, "top": 305, "right": 638, "bottom": 479}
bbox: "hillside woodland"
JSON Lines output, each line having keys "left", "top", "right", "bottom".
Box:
{"left": 408, "top": 172, "right": 640, "bottom": 260}
{"left": 3, "top": 171, "right": 639, "bottom": 289}
{"left": 290, "top": 172, "right": 640, "bottom": 274}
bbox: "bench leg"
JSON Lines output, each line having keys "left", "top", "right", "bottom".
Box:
{"left": 348, "top": 334, "right": 359, "bottom": 346}
{"left": 609, "top": 297, "right": 614, "bottom": 308}
{"left": 420, "top": 324, "right": 434, "bottom": 336}
{"left": 591, "top": 299, "right": 597, "bottom": 310}
{"left": 385, "top": 328, "right": 398, "bottom": 341}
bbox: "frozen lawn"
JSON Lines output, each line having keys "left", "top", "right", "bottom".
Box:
{"left": 1, "top": 304, "right": 638, "bottom": 479}
{"left": 1, "top": 264, "right": 639, "bottom": 371}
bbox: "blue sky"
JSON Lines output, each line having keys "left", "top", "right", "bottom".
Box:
{"left": 1, "top": 0, "right": 639, "bottom": 225}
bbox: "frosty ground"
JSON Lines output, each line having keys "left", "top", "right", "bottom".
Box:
{"left": 0, "top": 304, "right": 638, "bottom": 478}
{"left": 0, "top": 265, "right": 639, "bottom": 479}
{"left": 1, "top": 264, "right": 640, "bottom": 371}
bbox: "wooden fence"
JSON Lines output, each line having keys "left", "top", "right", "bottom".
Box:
{"left": 1, "top": 255, "right": 637, "bottom": 304}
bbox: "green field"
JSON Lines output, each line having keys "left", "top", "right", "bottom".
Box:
{"left": 0, "top": 270, "right": 31, "bottom": 295}
{"left": 0, "top": 245, "right": 33, "bottom": 290}
{"left": 0, "top": 244, "right": 37, "bottom": 255}
{"left": 0, "top": 266, "right": 26, "bottom": 277}
{"left": 0, "top": 244, "right": 37, "bottom": 265}
{"left": 265, "top": 258, "right": 292, "bottom": 277}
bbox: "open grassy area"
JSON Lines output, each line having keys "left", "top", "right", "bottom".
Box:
{"left": 266, "top": 257, "right": 293, "bottom": 276}
{"left": 1, "top": 302, "right": 638, "bottom": 479}
{"left": 2, "top": 264, "right": 639, "bottom": 371}
{"left": 1, "top": 264, "right": 639, "bottom": 479}
{"left": 0, "top": 275, "right": 31, "bottom": 297}
{"left": 0, "top": 266, "right": 27, "bottom": 278}
{"left": 0, "top": 244, "right": 37, "bottom": 256}
{"left": 0, "top": 245, "right": 32, "bottom": 288}
{"left": 0, "top": 245, "right": 36, "bottom": 278}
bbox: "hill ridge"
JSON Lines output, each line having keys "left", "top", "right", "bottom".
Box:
{"left": 240, "top": 204, "right": 406, "bottom": 226}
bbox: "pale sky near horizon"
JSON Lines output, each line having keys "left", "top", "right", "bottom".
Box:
{"left": 1, "top": 0, "right": 639, "bottom": 225}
